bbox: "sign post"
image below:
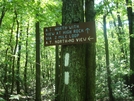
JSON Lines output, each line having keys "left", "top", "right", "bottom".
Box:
{"left": 44, "top": 21, "right": 96, "bottom": 46}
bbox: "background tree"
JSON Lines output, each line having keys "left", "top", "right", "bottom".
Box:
{"left": 126, "top": 0, "right": 134, "bottom": 96}
{"left": 85, "top": 0, "right": 96, "bottom": 100}
{"left": 0, "top": 0, "right": 134, "bottom": 100}
{"left": 103, "top": 14, "right": 115, "bottom": 101}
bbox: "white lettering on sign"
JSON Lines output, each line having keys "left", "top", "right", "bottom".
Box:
{"left": 69, "top": 25, "right": 79, "bottom": 29}
{"left": 55, "top": 26, "right": 68, "bottom": 31}
{"left": 44, "top": 21, "right": 96, "bottom": 45}
{"left": 55, "top": 26, "right": 62, "bottom": 31}
{"left": 65, "top": 53, "right": 69, "bottom": 67}
{"left": 63, "top": 30, "right": 72, "bottom": 34}
{"left": 46, "top": 29, "right": 48, "bottom": 32}
{"left": 64, "top": 72, "right": 69, "bottom": 85}
{"left": 54, "top": 24, "right": 79, "bottom": 31}
{"left": 57, "top": 35, "right": 68, "bottom": 39}
{"left": 76, "top": 38, "right": 87, "bottom": 42}
{"left": 72, "top": 34, "right": 79, "bottom": 38}
{"left": 55, "top": 39, "right": 74, "bottom": 44}
{"left": 85, "top": 28, "right": 90, "bottom": 33}
{"left": 46, "top": 32, "right": 54, "bottom": 36}
{"left": 46, "top": 37, "right": 52, "bottom": 41}
{"left": 73, "top": 29, "right": 84, "bottom": 34}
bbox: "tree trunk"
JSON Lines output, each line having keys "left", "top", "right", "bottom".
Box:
{"left": 85, "top": 0, "right": 96, "bottom": 100}
{"left": 58, "top": 0, "right": 85, "bottom": 101}
{"left": 3, "top": 49, "right": 9, "bottom": 100}
{"left": 0, "top": 6, "right": 6, "bottom": 27}
{"left": 11, "top": 10, "right": 19, "bottom": 94}
{"left": 35, "top": 21, "right": 41, "bottom": 101}
{"left": 103, "top": 15, "right": 115, "bottom": 101}
{"left": 9, "top": 14, "right": 15, "bottom": 95}
{"left": 24, "top": 22, "right": 29, "bottom": 94}
{"left": 55, "top": 44, "right": 59, "bottom": 101}
{"left": 16, "top": 17, "right": 22, "bottom": 94}
{"left": 57, "top": 0, "right": 96, "bottom": 101}
{"left": 126, "top": 0, "right": 134, "bottom": 96}
{"left": 16, "top": 35, "right": 21, "bottom": 94}
{"left": 55, "top": 22, "right": 61, "bottom": 101}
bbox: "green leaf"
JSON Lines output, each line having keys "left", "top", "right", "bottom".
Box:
{"left": 130, "top": 34, "right": 134, "bottom": 38}
{"left": 9, "top": 95, "right": 20, "bottom": 100}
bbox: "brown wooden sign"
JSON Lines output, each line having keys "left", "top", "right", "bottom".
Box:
{"left": 44, "top": 21, "right": 96, "bottom": 46}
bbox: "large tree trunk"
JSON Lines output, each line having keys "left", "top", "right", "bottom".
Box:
{"left": 57, "top": 0, "right": 96, "bottom": 101}
{"left": 58, "top": 0, "right": 85, "bottom": 101}
{"left": 85, "top": 0, "right": 96, "bottom": 100}
{"left": 126, "top": 0, "right": 134, "bottom": 96}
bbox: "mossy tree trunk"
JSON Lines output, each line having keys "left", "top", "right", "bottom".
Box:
{"left": 57, "top": 0, "right": 96, "bottom": 101}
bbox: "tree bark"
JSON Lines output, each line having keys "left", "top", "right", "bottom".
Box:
{"left": 126, "top": 0, "right": 134, "bottom": 96}
{"left": 55, "top": 44, "right": 59, "bottom": 101}
{"left": 57, "top": 0, "right": 96, "bottom": 101}
{"left": 103, "top": 15, "right": 115, "bottom": 101}
{"left": 58, "top": 0, "right": 86, "bottom": 101}
{"left": 35, "top": 21, "right": 41, "bottom": 101}
{"left": 85, "top": 0, "right": 96, "bottom": 101}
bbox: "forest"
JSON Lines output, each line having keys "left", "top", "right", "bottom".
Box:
{"left": 0, "top": 0, "right": 134, "bottom": 101}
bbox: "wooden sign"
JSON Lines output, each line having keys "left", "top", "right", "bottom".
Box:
{"left": 44, "top": 21, "right": 96, "bottom": 46}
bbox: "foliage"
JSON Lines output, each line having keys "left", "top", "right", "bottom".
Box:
{"left": 95, "top": 0, "right": 134, "bottom": 100}
{"left": 0, "top": 0, "right": 61, "bottom": 100}
{"left": 0, "top": 0, "right": 134, "bottom": 100}
{"left": 0, "top": 97, "right": 6, "bottom": 101}
{"left": 9, "top": 94, "right": 20, "bottom": 100}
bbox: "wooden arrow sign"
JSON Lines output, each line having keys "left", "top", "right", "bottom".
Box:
{"left": 44, "top": 21, "right": 96, "bottom": 46}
